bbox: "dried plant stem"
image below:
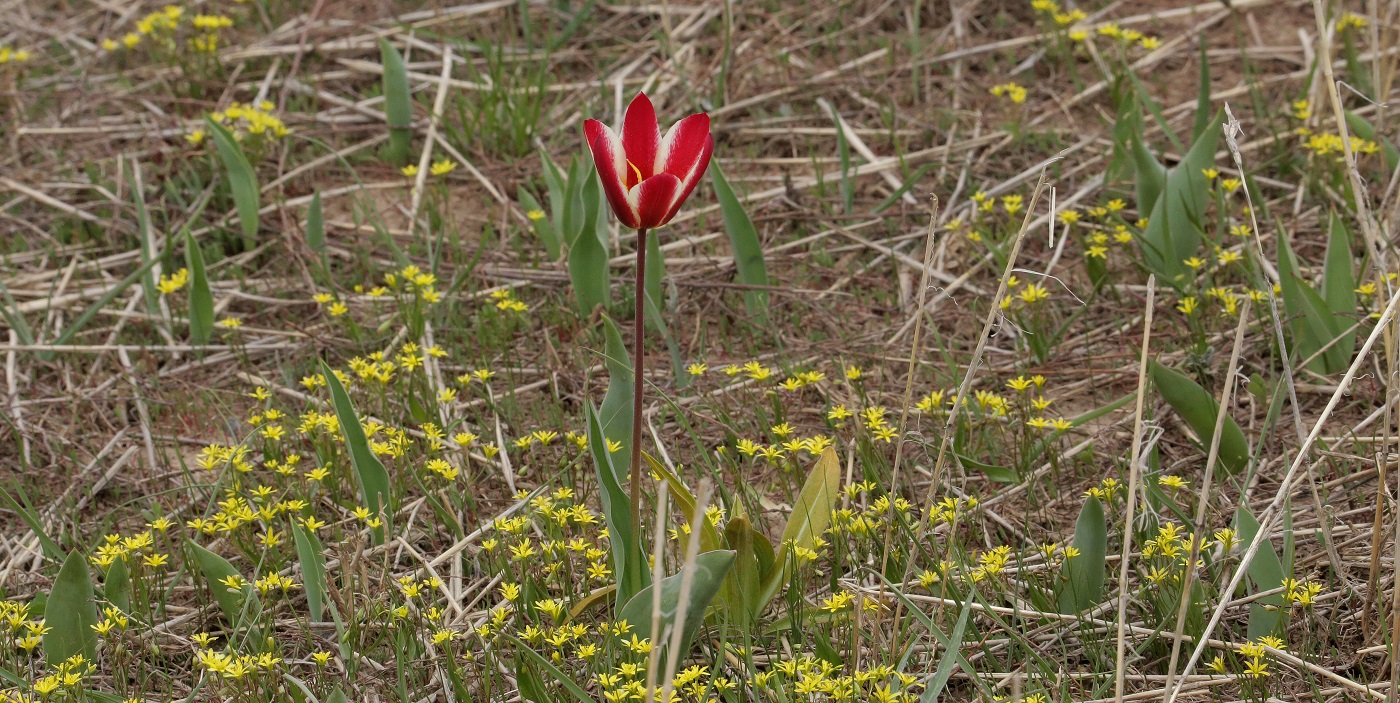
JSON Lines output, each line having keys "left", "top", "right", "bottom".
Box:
{"left": 659, "top": 481, "right": 713, "bottom": 702}
{"left": 877, "top": 195, "right": 940, "bottom": 592}
{"left": 1161, "top": 299, "right": 1252, "bottom": 697}
{"left": 1113, "top": 275, "right": 1156, "bottom": 703}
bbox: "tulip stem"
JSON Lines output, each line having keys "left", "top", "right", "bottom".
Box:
{"left": 629, "top": 227, "right": 649, "bottom": 545}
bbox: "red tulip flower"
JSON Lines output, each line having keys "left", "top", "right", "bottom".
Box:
{"left": 583, "top": 93, "right": 713, "bottom": 230}
{"left": 581, "top": 92, "right": 714, "bottom": 550}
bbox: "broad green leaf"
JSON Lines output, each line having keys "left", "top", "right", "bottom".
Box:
{"left": 585, "top": 405, "right": 648, "bottom": 612}
{"left": 1131, "top": 135, "right": 1166, "bottom": 216}
{"left": 562, "top": 157, "right": 586, "bottom": 247}
{"left": 567, "top": 177, "right": 610, "bottom": 314}
{"left": 955, "top": 453, "right": 1018, "bottom": 484}
{"left": 187, "top": 540, "right": 262, "bottom": 632}
{"left": 1149, "top": 361, "right": 1250, "bottom": 473}
{"left": 185, "top": 231, "right": 214, "bottom": 346}
{"left": 1235, "top": 508, "right": 1286, "bottom": 640}
{"left": 1137, "top": 109, "right": 1221, "bottom": 280}
{"left": 1107, "top": 87, "right": 1143, "bottom": 184}
{"left": 618, "top": 550, "right": 736, "bottom": 656}
{"left": 1058, "top": 495, "right": 1107, "bottom": 614}
{"left": 722, "top": 515, "right": 763, "bottom": 628}
{"left": 205, "top": 117, "right": 260, "bottom": 249}
{"left": 306, "top": 192, "right": 325, "bottom": 253}
{"left": 518, "top": 187, "right": 560, "bottom": 259}
{"left": 324, "top": 685, "right": 348, "bottom": 703}
{"left": 598, "top": 315, "right": 633, "bottom": 471}
{"left": 321, "top": 359, "right": 394, "bottom": 542}
{"left": 540, "top": 151, "right": 567, "bottom": 237}
{"left": 711, "top": 165, "right": 770, "bottom": 320}
{"left": 292, "top": 522, "right": 327, "bottom": 622}
{"left": 759, "top": 447, "right": 840, "bottom": 608}
{"left": 1345, "top": 111, "right": 1400, "bottom": 173}
{"left": 104, "top": 558, "right": 131, "bottom": 614}
{"left": 583, "top": 168, "right": 609, "bottom": 252}
{"left": 502, "top": 633, "right": 598, "bottom": 703}
{"left": 43, "top": 551, "right": 98, "bottom": 666}
{"left": 1278, "top": 234, "right": 1348, "bottom": 374}
{"left": 379, "top": 38, "right": 413, "bottom": 166}
{"left": 1323, "top": 210, "right": 1357, "bottom": 364}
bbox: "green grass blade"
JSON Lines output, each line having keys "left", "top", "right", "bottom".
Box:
{"left": 187, "top": 540, "right": 262, "bottom": 632}
{"left": 305, "top": 191, "right": 325, "bottom": 253}
{"left": 1149, "top": 361, "right": 1250, "bottom": 472}
{"left": 321, "top": 359, "right": 394, "bottom": 543}
{"left": 919, "top": 598, "right": 972, "bottom": 703}
{"left": 292, "top": 522, "right": 327, "bottom": 622}
{"left": 0, "top": 485, "right": 63, "bottom": 561}
{"left": 45, "top": 235, "right": 170, "bottom": 359}
{"left": 43, "top": 550, "right": 98, "bottom": 666}
{"left": 502, "top": 633, "right": 598, "bottom": 703}
{"left": 205, "top": 117, "right": 260, "bottom": 250}
{"left": 184, "top": 231, "right": 214, "bottom": 346}
{"left": 711, "top": 165, "right": 769, "bottom": 320}
{"left": 1058, "top": 495, "right": 1106, "bottom": 614}
{"left": 827, "top": 106, "right": 854, "bottom": 213}
{"left": 379, "top": 38, "right": 414, "bottom": 166}
{"left": 618, "top": 549, "right": 736, "bottom": 656}
{"left": 1191, "top": 35, "right": 1211, "bottom": 141}
{"left": 0, "top": 277, "right": 34, "bottom": 347}
{"left": 128, "top": 161, "right": 162, "bottom": 319}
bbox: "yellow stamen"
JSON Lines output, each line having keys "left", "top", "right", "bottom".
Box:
{"left": 627, "top": 160, "right": 643, "bottom": 186}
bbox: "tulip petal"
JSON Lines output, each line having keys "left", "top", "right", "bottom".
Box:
{"left": 659, "top": 133, "right": 713, "bottom": 224}
{"left": 656, "top": 113, "right": 712, "bottom": 184}
{"left": 620, "top": 93, "right": 660, "bottom": 182}
{"left": 630, "top": 173, "right": 683, "bottom": 230}
{"left": 584, "top": 119, "right": 640, "bottom": 229}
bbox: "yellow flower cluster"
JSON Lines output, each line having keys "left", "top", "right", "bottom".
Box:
{"left": 989, "top": 82, "right": 1028, "bottom": 104}
{"left": 157, "top": 267, "right": 189, "bottom": 294}
{"left": 0, "top": 47, "right": 33, "bottom": 64}
{"left": 190, "top": 101, "right": 288, "bottom": 145}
